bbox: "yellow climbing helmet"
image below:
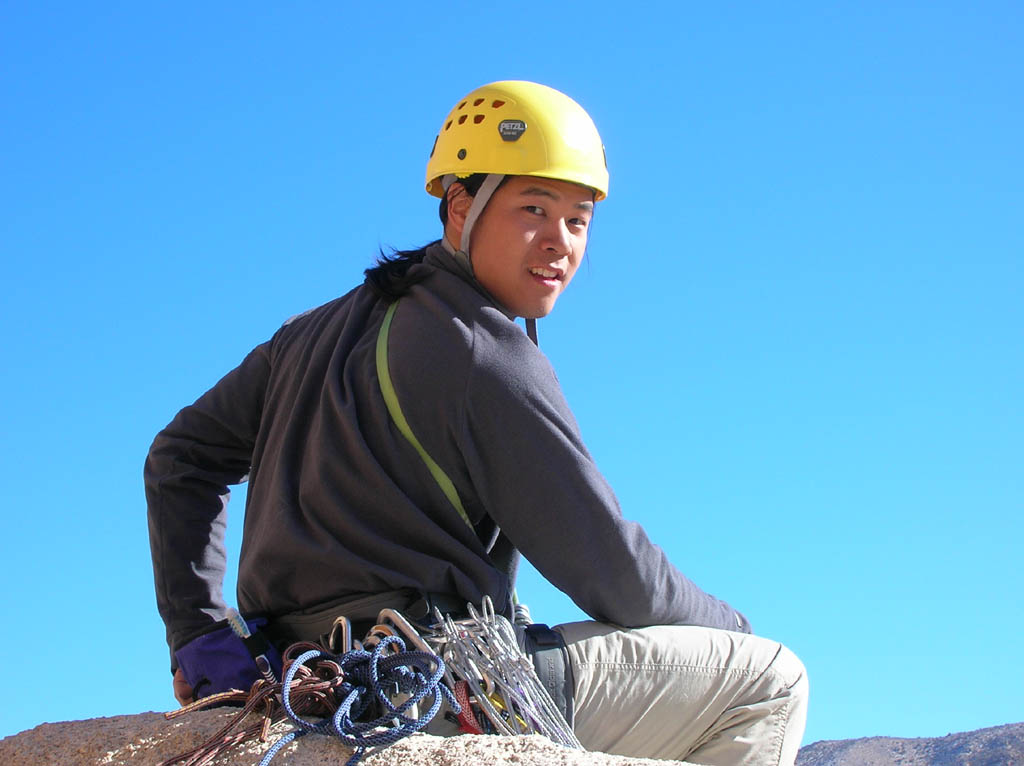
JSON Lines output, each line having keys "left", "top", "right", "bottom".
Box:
{"left": 425, "top": 81, "right": 609, "bottom": 201}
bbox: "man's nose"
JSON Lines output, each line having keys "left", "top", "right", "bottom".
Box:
{"left": 542, "top": 219, "right": 572, "bottom": 254}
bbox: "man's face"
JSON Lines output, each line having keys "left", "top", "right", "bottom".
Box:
{"left": 468, "top": 176, "right": 594, "bottom": 319}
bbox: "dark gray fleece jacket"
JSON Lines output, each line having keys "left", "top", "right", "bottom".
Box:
{"left": 146, "top": 242, "right": 750, "bottom": 656}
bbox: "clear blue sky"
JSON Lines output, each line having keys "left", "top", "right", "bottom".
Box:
{"left": 2, "top": 0, "right": 1021, "bottom": 748}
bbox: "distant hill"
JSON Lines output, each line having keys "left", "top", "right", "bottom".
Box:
{"left": 797, "top": 721, "right": 1024, "bottom": 766}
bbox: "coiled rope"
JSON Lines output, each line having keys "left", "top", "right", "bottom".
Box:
{"left": 261, "top": 635, "right": 456, "bottom": 766}
{"left": 160, "top": 636, "right": 457, "bottom": 766}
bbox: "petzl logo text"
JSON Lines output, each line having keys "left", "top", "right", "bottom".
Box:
{"left": 498, "top": 120, "right": 527, "bottom": 141}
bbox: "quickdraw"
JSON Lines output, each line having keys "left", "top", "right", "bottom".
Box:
{"left": 342, "top": 599, "right": 579, "bottom": 747}
{"left": 423, "top": 598, "right": 582, "bottom": 749}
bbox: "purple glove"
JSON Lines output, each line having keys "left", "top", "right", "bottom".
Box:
{"left": 174, "top": 617, "right": 283, "bottom": 699}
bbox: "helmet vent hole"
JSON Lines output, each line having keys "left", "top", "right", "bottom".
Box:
{"left": 491, "top": 100, "right": 505, "bottom": 108}
{"left": 445, "top": 120, "right": 452, "bottom": 131}
{"left": 457, "top": 101, "right": 467, "bottom": 110}
{"left": 457, "top": 149, "right": 467, "bottom": 160}
{"left": 458, "top": 115, "right": 467, "bottom": 125}
{"left": 473, "top": 114, "right": 485, "bottom": 124}
{"left": 473, "top": 98, "right": 485, "bottom": 106}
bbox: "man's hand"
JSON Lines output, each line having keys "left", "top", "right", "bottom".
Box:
{"left": 173, "top": 667, "right": 195, "bottom": 706}
{"left": 171, "top": 617, "right": 281, "bottom": 704}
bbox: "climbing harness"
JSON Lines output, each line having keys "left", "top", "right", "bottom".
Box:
{"left": 161, "top": 598, "right": 579, "bottom": 765}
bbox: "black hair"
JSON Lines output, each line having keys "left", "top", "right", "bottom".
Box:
{"left": 363, "top": 242, "right": 435, "bottom": 301}
{"left": 365, "top": 174, "right": 492, "bottom": 300}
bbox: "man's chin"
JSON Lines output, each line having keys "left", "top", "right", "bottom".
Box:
{"left": 523, "top": 305, "right": 555, "bottom": 320}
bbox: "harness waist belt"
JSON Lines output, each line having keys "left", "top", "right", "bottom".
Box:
{"left": 264, "top": 589, "right": 474, "bottom": 649}
{"left": 520, "top": 623, "right": 575, "bottom": 728}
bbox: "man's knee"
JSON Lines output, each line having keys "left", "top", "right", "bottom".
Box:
{"left": 771, "top": 644, "right": 808, "bottom": 693}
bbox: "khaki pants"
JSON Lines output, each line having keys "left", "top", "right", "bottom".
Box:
{"left": 555, "top": 622, "right": 808, "bottom": 766}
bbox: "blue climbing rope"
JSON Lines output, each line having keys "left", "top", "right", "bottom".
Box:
{"left": 259, "top": 635, "right": 458, "bottom": 766}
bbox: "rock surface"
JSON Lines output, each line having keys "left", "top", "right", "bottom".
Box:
{"left": 0, "top": 709, "right": 685, "bottom": 766}
{"left": 6, "top": 710, "right": 1022, "bottom": 766}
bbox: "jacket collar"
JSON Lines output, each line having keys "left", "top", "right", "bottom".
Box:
{"left": 423, "top": 240, "right": 516, "bottom": 321}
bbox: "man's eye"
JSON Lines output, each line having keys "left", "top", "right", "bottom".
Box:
{"left": 569, "top": 217, "right": 589, "bottom": 228}
{"left": 524, "top": 205, "right": 544, "bottom": 215}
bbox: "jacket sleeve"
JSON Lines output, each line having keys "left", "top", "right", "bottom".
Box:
{"left": 460, "top": 326, "right": 751, "bottom": 633}
{"left": 145, "top": 343, "right": 271, "bottom": 659}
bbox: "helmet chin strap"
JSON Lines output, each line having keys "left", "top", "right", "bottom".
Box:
{"left": 459, "top": 173, "right": 504, "bottom": 255}
{"left": 525, "top": 318, "right": 538, "bottom": 345}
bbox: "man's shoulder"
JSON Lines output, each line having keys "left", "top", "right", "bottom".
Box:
{"left": 277, "top": 284, "right": 367, "bottom": 331}
{"left": 260, "top": 285, "right": 377, "bottom": 355}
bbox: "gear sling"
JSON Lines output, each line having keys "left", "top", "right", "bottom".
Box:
{"left": 375, "top": 298, "right": 575, "bottom": 727}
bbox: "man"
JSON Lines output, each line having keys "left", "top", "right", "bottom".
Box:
{"left": 147, "top": 80, "right": 808, "bottom": 764}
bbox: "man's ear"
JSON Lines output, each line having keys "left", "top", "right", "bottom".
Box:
{"left": 445, "top": 183, "right": 472, "bottom": 246}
